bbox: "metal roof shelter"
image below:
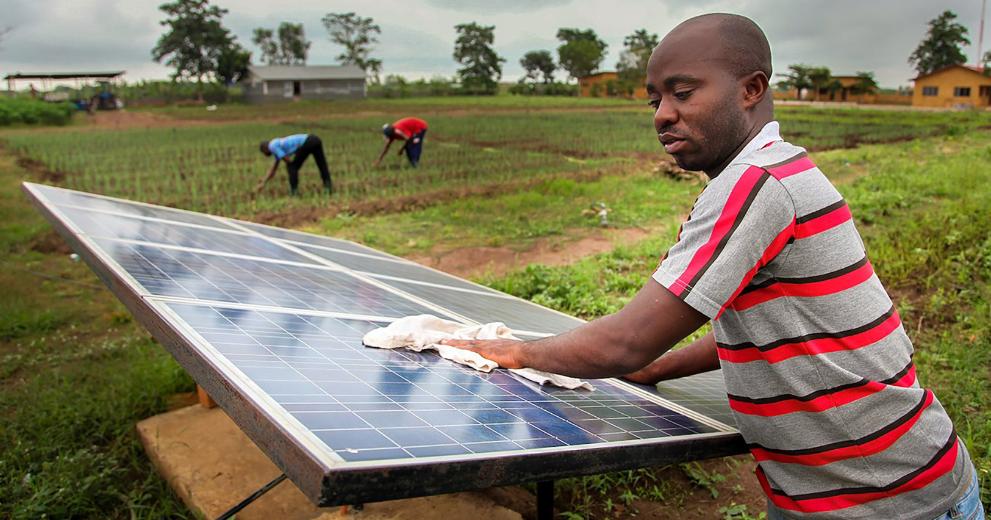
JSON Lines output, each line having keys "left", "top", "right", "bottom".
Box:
{"left": 5, "top": 71, "right": 125, "bottom": 92}
{"left": 23, "top": 183, "right": 745, "bottom": 519}
{"left": 245, "top": 65, "right": 365, "bottom": 81}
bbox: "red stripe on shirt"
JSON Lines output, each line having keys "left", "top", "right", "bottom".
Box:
{"left": 730, "top": 260, "right": 875, "bottom": 312}
{"left": 767, "top": 155, "right": 815, "bottom": 180}
{"left": 758, "top": 431, "right": 958, "bottom": 512}
{"left": 672, "top": 166, "right": 768, "bottom": 297}
{"left": 750, "top": 390, "right": 933, "bottom": 466}
{"left": 795, "top": 203, "right": 852, "bottom": 239}
{"left": 717, "top": 310, "right": 902, "bottom": 364}
{"left": 716, "top": 220, "right": 795, "bottom": 319}
{"left": 730, "top": 366, "right": 916, "bottom": 417}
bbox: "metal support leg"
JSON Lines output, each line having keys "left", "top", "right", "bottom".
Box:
{"left": 536, "top": 480, "right": 554, "bottom": 520}
{"left": 215, "top": 473, "right": 287, "bottom": 520}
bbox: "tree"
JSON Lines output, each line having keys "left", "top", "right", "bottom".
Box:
{"left": 152, "top": 0, "right": 237, "bottom": 83}
{"left": 556, "top": 28, "right": 607, "bottom": 80}
{"left": 453, "top": 22, "right": 505, "bottom": 95}
{"left": 909, "top": 10, "right": 969, "bottom": 75}
{"left": 616, "top": 29, "right": 659, "bottom": 93}
{"left": 777, "top": 64, "right": 814, "bottom": 100}
{"left": 520, "top": 50, "right": 556, "bottom": 84}
{"left": 252, "top": 22, "right": 310, "bottom": 65}
{"left": 851, "top": 71, "right": 879, "bottom": 95}
{"left": 808, "top": 66, "right": 832, "bottom": 101}
{"left": 322, "top": 12, "right": 382, "bottom": 84}
{"left": 216, "top": 43, "right": 251, "bottom": 85}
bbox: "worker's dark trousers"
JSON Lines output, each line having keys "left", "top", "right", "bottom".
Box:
{"left": 403, "top": 130, "right": 427, "bottom": 167}
{"left": 288, "top": 135, "right": 332, "bottom": 192}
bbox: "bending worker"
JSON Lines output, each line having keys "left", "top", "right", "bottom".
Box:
{"left": 375, "top": 117, "right": 428, "bottom": 168}
{"left": 256, "top": 133, "right": 332, "bottom": 196}
{"left": 441, "top": 13, "right": 981, "bottom": 520}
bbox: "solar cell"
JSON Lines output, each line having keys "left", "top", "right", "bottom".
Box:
{"left": 54, "top": 206, "right": 316, "bottom": 264}
{"left": 31, "top": 183, "right": 237, "bottom": 230}
{"left": 167, "top": 302, "right": 718, "bottom": 464}
{"left": 23, "top": 182, "right": 744, "bottom": 506}
{"left": 296, "top": 243, "right": 503, "bottom": 295}
{"left": 234, "top": 220, "right": 394, "bottom": 259}
{"left": 374, "top": 278, "right": 583, "bottom": 334}
{"left": 92, "top": 238, "right": 439, "bottom": 318}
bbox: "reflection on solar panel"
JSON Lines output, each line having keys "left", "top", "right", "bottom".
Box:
{"left": 24, "top": 183, "right": 743, "bottom": 506}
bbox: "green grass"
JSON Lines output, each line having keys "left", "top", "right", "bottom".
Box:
{"left": 140, "top": 95, "right": 640, "bottom": 121}
{"left": 1, "top": 105, "right": 988, "bottom": 517}
{"left": 2, "top": 102, "right": 986, "bottom": 222}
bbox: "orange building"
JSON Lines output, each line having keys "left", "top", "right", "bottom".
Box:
{"left": 578, "top": 72, "right": 648, "bottom": 99}
{"left": 911, "top": 64, "right": 991, "bottom": 108}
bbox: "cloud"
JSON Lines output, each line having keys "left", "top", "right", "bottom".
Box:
{"left": 0, "top": 0, "right": 986, "bottom": 87}
{"left": 424, "top": 0, "right": 572, "bottom": 14}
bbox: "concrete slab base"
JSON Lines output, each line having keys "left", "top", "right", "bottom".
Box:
{"left": 137, "top": 404, "right": 524, "bottom": 520}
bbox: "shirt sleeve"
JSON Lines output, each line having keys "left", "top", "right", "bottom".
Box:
{"left": 269, "top": 139, "right": 286, "bottom": 160}
{"left": 652, "top": 165, "right": 796, "bottom": 319}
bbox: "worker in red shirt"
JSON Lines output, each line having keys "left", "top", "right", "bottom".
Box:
{"left": 375, "top": 117, "right": 428, "bottom": 168}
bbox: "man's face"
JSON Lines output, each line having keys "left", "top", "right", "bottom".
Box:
{"left": 645, "top": 33, "right": 749, "bottom": 173}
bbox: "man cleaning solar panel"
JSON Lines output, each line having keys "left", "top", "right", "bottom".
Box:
{"left": 374, "top": 117, "right": 428, "bottom": 168}
{"left": 255, "top": 133, "right": 333, "bottom": 196}
{"left": 437, "top": 14, "right": 982, "bottom": 520}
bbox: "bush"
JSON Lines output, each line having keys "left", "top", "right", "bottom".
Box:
{"left": 368, "top": 75, "right": 470, "bottom": 98}
{"left": 508, "top": 81, "right": 578, "bottom": 96}
{"left": 0, "top": 97, "right": 74, "bottom": 126}
{"left": 112, "top": 81, "right": 238, "bottom": 105}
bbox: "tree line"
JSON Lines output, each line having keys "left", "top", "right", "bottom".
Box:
{"left": 147, "top": 2, "right": 984, "bottom": 98}
{"left": 148, "top": 0, "right": 657, "bottom": 95}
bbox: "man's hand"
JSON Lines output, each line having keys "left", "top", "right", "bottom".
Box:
{"left": 254, "top": 181, "right": 266, "bottom": 193}
{"left": 438, "top": 338, "right": 525, "bottom": 369}
{"left": 372, "top": 159, "right": 381, "bottom": 168}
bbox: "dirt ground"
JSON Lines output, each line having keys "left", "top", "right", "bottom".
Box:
{"left": 410, "top": 227, "right": 652, "bottom": 279}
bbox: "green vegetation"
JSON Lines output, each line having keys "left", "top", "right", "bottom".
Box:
{"left": 0, "top": 99, "right": 988, "bottom": 517}
{"left": 2, "top": 100, "right": 985, "bottom": 222}
{"left": 0, "top": 97, "right": 75, "bottom": 127}
{"left": 485, "top": 133, "right": 991, "bottom": 511}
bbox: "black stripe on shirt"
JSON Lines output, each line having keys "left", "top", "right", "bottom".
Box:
{"left": 796, "top": 198, "right": 846, "bottom": 224}
{"left": 728, "top": 359, "right": 914, "bottom": 405}
{"left": 747, "top": 390, "right": 929, "bottom": 456}
{"left": 763, "top": 151, "right": 809, "bottom": 172}
{"left": 718, "top": 305, "right": 896, "bottom": 352}
{"left": 767, "top": 428, "right": 957, "bottom": 500}
{"left": 686, "top": 171, "right": 771, "bottom": 291}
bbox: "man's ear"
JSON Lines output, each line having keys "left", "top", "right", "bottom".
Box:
{"left": 741, "top": 71, "right": 769, "bottom": 109}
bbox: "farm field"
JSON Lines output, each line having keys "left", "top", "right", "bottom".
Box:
{"left": 1, "top": 97, "right": 988, "bottom": 518}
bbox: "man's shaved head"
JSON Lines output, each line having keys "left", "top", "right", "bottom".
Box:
{"left": 645, "top": 13, "right": 775, "bottom": 176}
{"left": 674, "top": 13, "right": 772, "bottom": 79}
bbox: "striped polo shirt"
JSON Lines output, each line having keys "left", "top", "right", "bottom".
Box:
{"left": 652, "top": 122, "right": 972, "bottom": 519}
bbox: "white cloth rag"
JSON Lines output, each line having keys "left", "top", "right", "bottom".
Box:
{"left": 362, "top": 315, "right": 593, "bottom": 391}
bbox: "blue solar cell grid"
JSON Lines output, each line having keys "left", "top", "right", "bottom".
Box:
{"left": 167, "top": 303, "right": 718, "bottom": 463}
{"left": 94, "top": 238, "right": 439, "bottom": 318}
{"left": 35, "top": 185, "right": 237, "bottom": 230}
{"left": 56, "top": 206, "right": 315, "bottom": 264}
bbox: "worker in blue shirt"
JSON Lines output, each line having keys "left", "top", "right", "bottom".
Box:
{"left": 256, "top": 134, "right": 332, "bottom": 196}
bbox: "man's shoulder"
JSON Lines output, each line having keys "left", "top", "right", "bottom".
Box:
{"left": 739, "top": 140, "right": 808, "bottom": 171}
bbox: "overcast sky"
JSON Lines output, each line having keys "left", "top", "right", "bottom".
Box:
{"left": 0, "top": 0, "right": 987, "bottom": 88}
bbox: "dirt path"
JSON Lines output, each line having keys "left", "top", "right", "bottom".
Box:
{"left": 409, "top": 227, "right": 653, "bottom": 279}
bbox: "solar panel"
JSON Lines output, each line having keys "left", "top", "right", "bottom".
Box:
{"left": 23, "top": 182, "right": 744, "bottom": 506}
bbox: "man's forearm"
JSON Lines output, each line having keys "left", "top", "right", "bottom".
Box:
{"left": 623, "top": 331, "right": 719, "bottom": 384}
{"left": 517, "top": 313, "right": 673, "bottom": 379}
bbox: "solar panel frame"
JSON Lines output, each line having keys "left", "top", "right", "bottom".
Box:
{"left": 23, "top": 182, "right": 746, "bottom": 506}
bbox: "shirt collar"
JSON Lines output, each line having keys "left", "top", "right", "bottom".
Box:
{"left": 729, "top": 121, "right": 781, "bottom": 166}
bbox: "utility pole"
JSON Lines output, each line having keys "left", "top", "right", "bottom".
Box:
{"left": 979, "top": 0, "right": 987, "bottom": 67}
